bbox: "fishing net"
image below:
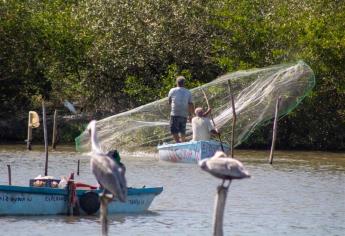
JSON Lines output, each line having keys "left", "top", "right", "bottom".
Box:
{"left": 75, "top": 60, "right": 315, "bottom": 153}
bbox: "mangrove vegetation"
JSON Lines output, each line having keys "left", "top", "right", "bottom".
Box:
{"left": 0, "top": 0, "right": 344, "bottom": 150}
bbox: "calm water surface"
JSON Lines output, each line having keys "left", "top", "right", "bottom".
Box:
{"left": 0, "top": 145, "right": 344, "bottom": 236}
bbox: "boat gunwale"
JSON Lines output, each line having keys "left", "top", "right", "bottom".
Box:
{"left": 0, "top": 185, "right": 163, "bottom": 196}
{"left": 157, "top": 140, "right": 230, "bottom": 150}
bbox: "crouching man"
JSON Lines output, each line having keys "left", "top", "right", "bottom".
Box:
{"left": 192, "top": 107, "right": 219, "bottom": 141}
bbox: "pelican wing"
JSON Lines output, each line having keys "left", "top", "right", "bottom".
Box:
{"left": 110, "top": 162, "right": 127, "bottom": 202}
{"left": 90, "top": 154, "right": 127, "bottom": 202}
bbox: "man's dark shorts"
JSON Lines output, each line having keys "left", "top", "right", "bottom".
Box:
{"left": 170, "top": 116, "right": 187, "bottom": 135}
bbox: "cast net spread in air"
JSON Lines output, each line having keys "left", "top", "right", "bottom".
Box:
{"left": 75, "top": 60, "right": 315, "bottom": 153}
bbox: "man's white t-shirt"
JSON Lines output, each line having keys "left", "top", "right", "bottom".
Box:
{"left": 192, "top": 116, "right": 214, "bottom": 141}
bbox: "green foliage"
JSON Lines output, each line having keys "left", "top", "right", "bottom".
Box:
{"left": 123, "top": 64, "right": 201, "bottom": 107}
{"left": 0, "top": 0, "right": 344, "bottom": 150}
{"left": 73, "top": 0, "right": 219, "bottom": 111}
{"left": 0, "top": 0, "right": 92, "bottom": 115}
{"left": 210, "top": 0, "right": 345, "bottom": 150}
{"left": 58, "top": 122, "right": 86, "bottom": 144}
{"left": 124, "top": 75, "right": 157, "bottom": 105}
{"left": 158, "top": 64, "right": 201, "bottom": 99}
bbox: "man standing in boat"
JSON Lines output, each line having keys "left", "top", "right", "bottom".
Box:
{"left": 192, "top": 107, "right": 219, "bottom": 141}
{"left": 168, "top": 76, "right": 194, "bottom": 143}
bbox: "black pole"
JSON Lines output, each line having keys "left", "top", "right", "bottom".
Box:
{"left": 77, "top": 159, "right": 80, "bottom": 176}
{"left": 7, "top": 165, "right": 12, "bottom": 185}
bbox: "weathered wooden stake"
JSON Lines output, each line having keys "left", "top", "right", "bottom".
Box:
{"left": 67, "top": 181, "right": 73, "bottom": 216}
{"left": 269, "top": 96, "right": 282, "bottom": 164}
{"left": 213, "top": 184, "right": 230, "bottom": 236}
{"left": 100, "top": 196, "right": 110, "bottom": 236}
{"left": 201, "top": 88, "right": 224, "bottom": 152}
{"left": 77, "top": 159, "right": 80, "bottom": 176}
{"left": 227, "top": 81, "right": 237, "bottom": 158}
{"left": 52, "top": 109, "right": 58, "bottom": 150}
{"left": 27, "top": 112, "right": 32, "bottom": 150}
{"left": 42, "top": 101, "right": 49, "bottom": 176}
{"left": 7, "top": 165, "right": 12, "bottom": 185}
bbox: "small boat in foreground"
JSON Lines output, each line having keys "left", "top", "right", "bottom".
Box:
{"left": 157, "top": 140, "right": 230, "bottom": 163}
{"left": 0, "top": 184, "right": 163, "bottom": 216}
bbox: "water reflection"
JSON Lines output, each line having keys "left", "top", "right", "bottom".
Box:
{"left": 0, "top": 145, "right": 344, "bottom": 236}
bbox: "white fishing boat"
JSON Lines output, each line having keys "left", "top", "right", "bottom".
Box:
{"left": 157, "top": 140, "right": 229, "bottom": 163}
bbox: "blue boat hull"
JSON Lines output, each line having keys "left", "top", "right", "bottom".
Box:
{"left": 0, "top": 185, "right": 163, "bottom": 216}
{"left": 157, "top": 140, "right": 230, "bottom": 163}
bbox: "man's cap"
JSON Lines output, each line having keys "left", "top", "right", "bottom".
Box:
{"left": 195, "top": 107, "right": 204, "bottom": 116}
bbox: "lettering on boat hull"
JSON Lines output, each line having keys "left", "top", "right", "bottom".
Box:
{"left": 0, "top": 194, "right": 32, "bottom": 202}
{"left": 158, "top": 141, "right": 229, "bottom": 163}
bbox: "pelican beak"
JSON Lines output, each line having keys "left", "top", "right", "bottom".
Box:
{"left": 242, "top": 170, "right": 251, "bottom": 178}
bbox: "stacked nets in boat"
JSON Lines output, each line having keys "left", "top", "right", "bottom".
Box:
{"left": 75, "top": 60, "right": 315, "bottom": 152}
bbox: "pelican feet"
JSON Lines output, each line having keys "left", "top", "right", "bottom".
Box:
{"left": 99, "top": 192, "right": 114, "bottom": 201}
{"left": 220, "top": 179, "right": 232, "bottom": 189}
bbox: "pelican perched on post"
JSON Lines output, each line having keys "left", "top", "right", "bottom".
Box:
{"left": 198, "top": 151, "right": 250, "bottom": 182}
{"left": 199, "top": 151, "right": 250, "bottom": 236}
{"left": 86, "top": 120, "right": 127, "bottom": 236}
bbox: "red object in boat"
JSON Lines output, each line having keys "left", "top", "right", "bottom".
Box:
{"left": 75, "top": 182, "right": 97, "bottom": 190}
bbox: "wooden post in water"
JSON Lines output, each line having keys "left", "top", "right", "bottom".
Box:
{"left": 67, "top": 181, "right": 73, "bottom": 216}
{"left": 27, "top": 112, "right": 32, "bottom": 150}
{"left": 77, "top": 159, "right": 80, "bottom": 176}
{"left": 67, "top": 173, "right": 79, "bottom": 216}
{"left": 227, "top": 81, "right": 237, "bottom": 158}
{"left": 52, "top": 109, "right": 58, "bottom": 150}
{"left": 42, "top": 101, "right": 49, "bottom": 176}
{"left": 100, "top": 197, "right": 110, "bottom": 236}
{"left": 213, "top": 184, "right": 229, "bottom": 236}
{"left": 269, "top": 96, "right": 282, "bottom": 164}
{"left": 7, "top": 165, "right": 12, "bottom": 185}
